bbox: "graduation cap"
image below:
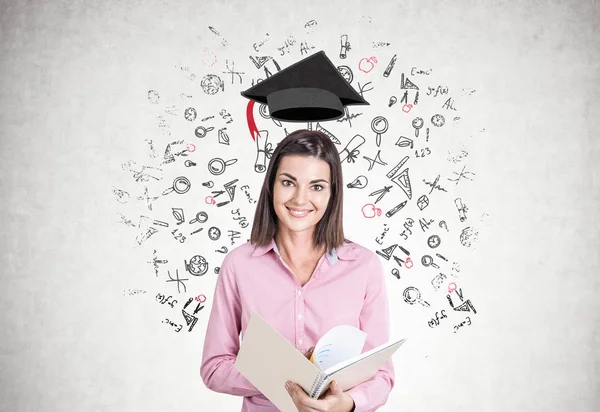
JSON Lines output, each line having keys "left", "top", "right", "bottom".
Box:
{"left": 242, "top": 50, "right": 369, "bottom": 140}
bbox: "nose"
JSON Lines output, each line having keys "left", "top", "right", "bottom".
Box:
{"left": 292, "top": 185, "right": 310, "bottom": 205}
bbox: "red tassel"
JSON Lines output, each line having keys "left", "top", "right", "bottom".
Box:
{"left": 246, "top": 100, "right": 262, "bottom": 141}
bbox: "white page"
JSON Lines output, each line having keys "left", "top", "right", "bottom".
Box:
{"left": 312, "top": 325, "right": 367, "bottom": 371}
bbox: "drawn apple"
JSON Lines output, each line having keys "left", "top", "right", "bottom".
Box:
{"left": 359, "top": 56, "right": 378, "bottom": 73}
{"left": 362, "top": 203, "right": 382, "bottom": 218}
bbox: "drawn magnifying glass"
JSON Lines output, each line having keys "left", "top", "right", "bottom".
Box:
{"left": 421, "top": 255, "right": 440, "bottom": 269}
{"left": 195, "top": 125, "right": 215, "bottom": 138}
{"left": 259, "top": 103, "right": 282, "bottom": 127}
{"left": 403, "top": 286, "right": 430, "bottom": 307}
{"left": 189, "top": 211, "right": 208, "bottom": 224}
{"left": 371, "top": 116, "right": 388, "bottom": 147}
{"left": 208, "top": 157, "right": 238, "bottom": 175}
{"left": 412, "top": 117, "right": 424, "bottom": 137}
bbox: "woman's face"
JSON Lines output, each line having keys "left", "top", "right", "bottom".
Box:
{"left": 272, "top": 154, "right": 332, "bottom": 236}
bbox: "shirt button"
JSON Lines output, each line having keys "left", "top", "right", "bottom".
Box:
{"left": 297, "top": 290, "right": 302, "bottom": 296}
{"left": 298, "top": 339, "right": 303, "bottom": 345}
{"left": 298, "top": 314, "right": 302, "bottom": 319}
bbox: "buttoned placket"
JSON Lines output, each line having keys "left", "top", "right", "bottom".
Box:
{"left": 273, "top": 246, "right": 332, "bottom": 352}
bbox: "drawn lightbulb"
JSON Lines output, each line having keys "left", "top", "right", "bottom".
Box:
{"left": 347, "top": 175, "right": 368, "bottom": 189}
{"left": 388, "top": 96, "right": 397, "bottom": 107}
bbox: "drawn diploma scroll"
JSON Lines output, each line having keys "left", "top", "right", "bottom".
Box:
{"left": 254, "top": 130, "right": 272, "bottom": 173}
{"left": 339, "top": 134, "right": 366, "bottom": 163}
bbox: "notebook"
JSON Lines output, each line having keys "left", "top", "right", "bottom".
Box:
{"left": 234, "top": 311, "right": 407, "bottom": 412}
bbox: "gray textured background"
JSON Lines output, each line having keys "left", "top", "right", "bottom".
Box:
{"left": 1, "top": 0, "right": 598, "bottom": 411}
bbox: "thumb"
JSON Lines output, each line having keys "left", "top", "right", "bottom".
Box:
{"left": 331, "top": 380, "right": 342, "bottom": 395}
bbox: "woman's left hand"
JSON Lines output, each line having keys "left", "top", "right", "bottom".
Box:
{"left": 285, "top": 380, "right": 355, "bottom": 411}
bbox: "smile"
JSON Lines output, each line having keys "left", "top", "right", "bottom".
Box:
{"left": 286, "top": 207, "right": 313, "bottom": 218}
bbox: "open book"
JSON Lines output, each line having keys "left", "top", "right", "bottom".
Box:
{"left": 234, "top": 312, "right": 407, "bottom": 412}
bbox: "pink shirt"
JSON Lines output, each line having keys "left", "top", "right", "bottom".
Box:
{"left": 200, "top": 239, "right": 394, "bottom": 412}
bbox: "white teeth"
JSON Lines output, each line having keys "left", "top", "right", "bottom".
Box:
{"left": 289, "top": 208, "right": 310, "bottom": 217}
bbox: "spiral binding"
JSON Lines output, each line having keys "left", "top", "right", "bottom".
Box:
{"left": 309, "top": 374, "right": 326, "bottom": 398}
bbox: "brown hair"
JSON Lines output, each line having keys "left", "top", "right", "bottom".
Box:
{"left": 250, "top": 129, "right": 345, "bottom": 253}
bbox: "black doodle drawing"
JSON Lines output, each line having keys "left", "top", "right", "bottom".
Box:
{"left": 144, "top": 138, "right": 158, "bottom": 158}
{"left": 431, "top": 114, "right": 445, "bottom": 127}
{"left": 171, "top": 228, "right": 186, "bottom": 243}
{"left": 176, "top": 65, "right": 196, "bottom": 81}
{"left": 162, "top": 318, "right": 183, "bottom": 333}
{"left": 427, "top": 85, "right": 448, "bottom": 97}
{"left": 202, "top": 181, "right": 214, "bottom": 188}
{"left": 363, "top": 150, "right": 387, "bottom": 171}
{"left": 169, "top": 176, "right": 191, "bottom": 195}
{"left": 455, "top": 198, "right": 468, "bottom": 221}
{"left": 123, "top": 289, "right": 147, "bottom": 296}
{"left": 148, "top": 90, "right": 160, "bottom": 104}
{"left": 376, "top": 243, "right": 397, "bottom": 260}
{"left": 369, "top": 185, "right": 393, "bottom": 204}
{"left": 219, "top": 109, "right": 233, "bottom": 124}
{"left": 201, "top": 74, "right": 224, "bottom": 95}
{"left": 216, "top": 246, "right": 228, "bottom": 254}
{"left": 240, "top": 185, "right": 257, "bottom": 204}
{"left": 383, "top": 54, "right": 397, "bottom": 77}
{"left": 412, "top": 117, "right": 424, "bottom": 138}
{"left": 403, "top": 287, "right": 430, "bottom": 307}
{"left": 164, "top": 104, "right": 179, "bottom": 116}
{"left": 428, "top": 310, "right": 448, "bottom": 328}
{"left": 208, "top": 227, "right": 221, "bottom": 241}
{"left": 339, "top": 134, "right": 365, "bottom": 163}
{"left": 414, "top": 91, "right": 419, "bottom": 105}
{"left": 156, "top": 293, "right": 177, "bottom": 308}
{"left": 117, "top": 213, "right": 137, "bottom": 228}
{"left": 214, "top": 267, "right": 220, "bottom": 274}
{"left": 400, "top": 90, "right": 409, "bottom": 104}
{"left": 399, "top": 217, "right": 415, "bottom": 241}
{"left": 182, "top": 297, "right": 204, "bottom": 332}
{"left": 431, "top": 273, "right": 447, "bottom": 291}
{"left": 419, "top": 217, "right": 434, "bottom": 231}
{"left": 448, "top": 165, "right": 476, "bottom": 186}
{"left": 423, "top": 175, "right": 448, "bottom": 194}
{"left": 208, "top": 157, "right": 238, "bottom": 175}
{"left": 439, "top": 220, "right": 449, "bottom": 231}
{"left": 371, "top": 116, "right": 388, "bottom": 147}
{"left": 112, "top": 187, "right": 130, "bottom": 204}
{"left": 337, "top": 65, "right": 353, "bottom": 83}
{"left": 425, "top": 127, "right": 429, "bottom": 142}
{"left": 386, "top": 157, "right": 412, "bottom": 200}
{"left": 228, "top": 230, "right": 241, "bottom": 246}
{"left": 391, "top": 268, "right": 400, "bottom": 279}
{"left": 339, "top": 34, "right": 351, "bottom": 59}
{"left": 460, "top": 227, "right": 478, "bottom": 247}
{"left": 388, "top": 96, "right": 397, "bottom": 107}
{"left": 217, "top": 128, "right": 230, "bottom": 145}
{"left": 421, "top": 255, "right": 440, "bottom": 269}
{"left": 395, "top": 135, "right": 414, "bottom": 149}
{"left": 356, "top": 81, "right": 374, "bottom": 99}
{"left": 255, "top": 130, "right": 273, "bottom": 173}
{"left": 315, "top": 123, "right": 340, "bottom": 144}
{"left": 446, "top": 287, "right": 477, "bottom": 314}
{"left": 385, "top": 200, "right": 407, "bottom": 217}
{"left": 375, "top": 223, "right": 389, "bottom": 245}
{"left": 140, "top": 215, "right": 168, "bottom": 228}
{"left": 148, "top": 249, "right": 168, "bottom": 277}
{"left": 136, "top": 187, "right": 166, "bottom": 211}
{"left": 208, "top": 26, "right": 227, "bottom": 46}
{"left": 122, "top": 161, "right": 163, "bottom": 183}
{"left": 189, "top": 211, "right": 208, "bottom": 224}
{"left": 223, "top": 60, "right": 245, "bottom": 84}
{"left": 427, "top": 235, "right": 441, "bottom": 248}
{"left": 172, "top": 208, "right": 185, "bottom": 225}
{"left": 231, "top": 208, "right": 249, "bottom": 228}
{"left": 415, "top": 147, "right": 432, "bottom": 158}
{"left": 336, "top": 106, "right": 362, "bottom": 126}
{"left": 253, "top": 33, "right": 271, "bottom": 52}
{"left": 184, "top": 107, "right": 197, "bottom": 122}
{"left": 135, "top": 226, "right": 158, "bottom": 246}
{"left": 195, "top": 125, "right": 215, "bottom": 138}
{"left": 185, "top": 255, "right": 209, "bottom": 276}
{"left": 461, "top": 88, "right": 476, "bottom": 96}
{"left": 400, "top": 73, "right": 419, "bottom": 90}
{"left": 180, "top": 93, "right": 192, "bottom": 100}
{"left": 442, "top": 97, "right": 458, "bottom": 111}
{"left": 347, "top": 175, "right": 368, "bottom": 189}
{"left": 417, "top": 194, "right": 429, "bottom": 211}
{"left": 300, "top": 41, "right": 316, "bottom": 55}
{"left": 454, "top": 317, "right": 472, "bottom": 333}
{"left": 372, "top": 41, "right": 391, "bottom": 48}
{"left": 166, "top": 269, "right": 188, "bottom": 293}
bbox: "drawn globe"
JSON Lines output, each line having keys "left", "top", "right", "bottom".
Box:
{"left": 187, "top": 255, "right": 209, "bottom": 276}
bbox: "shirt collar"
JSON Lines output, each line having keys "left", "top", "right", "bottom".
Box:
{"left": 251, "top": 239, "right": 359, "bottom": 263}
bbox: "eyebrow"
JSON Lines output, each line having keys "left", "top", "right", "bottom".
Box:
{"left": 279, "top": 173, "right": 329, "bottom": 184}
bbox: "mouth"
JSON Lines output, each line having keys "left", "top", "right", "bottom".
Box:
{"left": 286, "top": 207, "right": 313, "bottom": 218}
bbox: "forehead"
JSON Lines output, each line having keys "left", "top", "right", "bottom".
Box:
{"left": 276, "top": 155, "right": 330, "bottom": 179}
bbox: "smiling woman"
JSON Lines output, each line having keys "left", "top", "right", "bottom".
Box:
{"left": 200, "top": 130, "right": 395, "bottom": 412}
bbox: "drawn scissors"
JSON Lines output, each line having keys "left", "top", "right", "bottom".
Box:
{"left": 368, "top": 185, "right": 393, "bottom": 203}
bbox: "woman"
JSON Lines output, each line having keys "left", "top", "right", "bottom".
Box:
{"left": 200, "top": 129, "right": 394, "bottom": 411}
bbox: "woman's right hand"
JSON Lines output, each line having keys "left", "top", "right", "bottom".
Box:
{"left": 303, "top": 346, "right": 315, "bottom": 362}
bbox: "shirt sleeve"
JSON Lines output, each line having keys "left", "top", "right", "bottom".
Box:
{"left": 345, "top": 253, "right": 395, "bottom": 411}
{"left": 199, "top": 251, "right": 263, "bottom": 397}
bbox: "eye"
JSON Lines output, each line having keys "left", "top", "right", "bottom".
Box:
{"left": 282, "top": 180, "right": 294, "bottom": 187}
{"left": 312, "top": 184, "right": 324, "bottom": 191}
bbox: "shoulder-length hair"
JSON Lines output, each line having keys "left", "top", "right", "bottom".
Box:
{"left": 250, "top": 129, "right": 345, "bottom": 253}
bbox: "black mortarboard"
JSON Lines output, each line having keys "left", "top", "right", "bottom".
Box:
{"left": 241, "top": 50, "right": 369, "bottom": 123}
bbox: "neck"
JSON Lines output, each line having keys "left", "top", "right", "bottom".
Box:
{"left": 275, "top": 229, "right": 324, "bottom": 262}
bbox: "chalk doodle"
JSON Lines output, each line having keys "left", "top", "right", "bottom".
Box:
{"left": 208, "top": 157, "right": 238, "bottom": 175}
{"left": 222, "top": 60, "right": 245, "bottom": 84}
{"left": 339, "top": 35, "right": 351, "bottom": 59}
{"left": 347, "top": 175, "right": 368, "bottom": 189}
{"left": 448, "top": 165, "right": 476, "bottom": 186}
{"left": 455, "top": 198, "right": 468, "bottom": 221}
{"left": 459, "top": 227, "right": 479, "bottom": 247}
{"left": 361, "top": 204, "right": 382, "bottom": 218}
{"left": 255, "top": 130, "right": 273, "bottom": 173}
{"left": 371, "top": 116, "right": 389, "bottom": 147}
{"left": 358, "top": 56, "right": 377, "bottom": 73}
{"left": 185, "top": 255, "right": 209, "bottom": 276}
{"left": 166, "top": 269, "right": 188, "bottom": 294}
{"left": 337, "top": 65, "right": 353, "bottom": 83}
{"left": 369, "top": 185, "right": 393, "bottom": 204}
{"left": 363, "top": 149, "right": 387, "bottom": 171}
{"left": 383, "top": 54, "right": 397, "bottom": 77}
{"left": 403, "top": 287, "right": 430, "bottom": 307}
{"left": 201, "top": 74, "right": 224, "bottom": 95}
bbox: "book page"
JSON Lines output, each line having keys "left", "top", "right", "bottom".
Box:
{"left": 311, "top": 325, "right": 367, "bottom": 371}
